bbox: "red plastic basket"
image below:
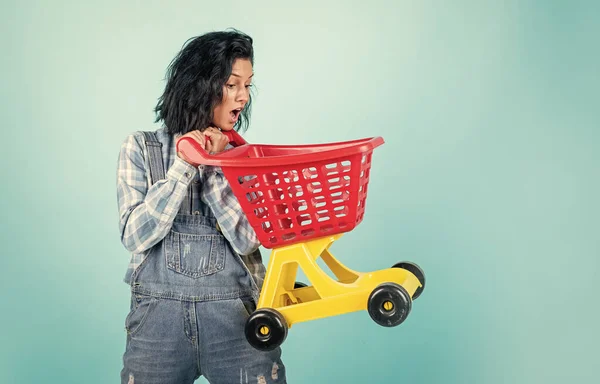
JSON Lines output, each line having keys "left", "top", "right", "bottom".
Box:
{"left": 177, "top": 130, "right": 384, "bottom": 248}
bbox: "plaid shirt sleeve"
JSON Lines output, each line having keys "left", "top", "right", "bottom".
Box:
{"left": 117, "top": 133, "right": 197, "bottom": 254}
{"left": 200, "top": 166, "right": 261, "bottom": 256}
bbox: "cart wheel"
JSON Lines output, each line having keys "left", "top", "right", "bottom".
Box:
{"left": 294, "top": 281, "right": 307, "bottom": 289}
{"left": 393, "top": 262, "right": 425, "bottom": 300}
{"left": 368, "top": 283, "right": 412, "bottom": 327}
{"left": 244, "top": 308, "right": 288, "bottom": 351}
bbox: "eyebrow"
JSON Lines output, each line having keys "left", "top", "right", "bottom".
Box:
{"left": 231, "top": 73, "right": 254, "bottom": 79}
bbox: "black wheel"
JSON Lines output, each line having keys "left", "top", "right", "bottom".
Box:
{"left": 294, "top": 281, "right": 307, "bottom": 289}
{"left": 244, "top": 308, "right": 288, "bottom": 351}
{"left": 367, "top": 283, "right": 412, "bottom": 327}
{"left": 393, "top": 261, "right": 425, "bottom": 300}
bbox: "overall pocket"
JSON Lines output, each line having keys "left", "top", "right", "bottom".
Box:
{"left": 164, "top": 231, "right": 226, "bottom": 278}
{"left": 238, "top": 296, "right": 257, "bottom": 317}
{"left": 125, "top": 294, "right": 158, "bottom": 336}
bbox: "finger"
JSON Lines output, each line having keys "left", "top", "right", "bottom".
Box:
{"left": 203, "top": 134, "right": 212, "bottom": 149}
{"left": 190, "top": 131, "right": 206, "bottom": 148}
{"left": 203, "top": 131, "right": 222, "bottom": 145}
{"left": 191, "top": 130, "right": 205, "bottom": 143}
{"left": 186, "top": 130, "right": 198, "bottom": 142}
{"left": 205, "top": 130, "right": 227, "bottom": 142}
{"left": 207, "top": 125, "right": 223, "bottom": 133}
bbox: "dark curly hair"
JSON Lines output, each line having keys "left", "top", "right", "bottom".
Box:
{"left": 154, "top": 29, "right": 254, "bottom": 135}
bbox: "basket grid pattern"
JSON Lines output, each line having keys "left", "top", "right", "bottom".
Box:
{"left": 222, "top": 151, "right": 375, "bottom": 248}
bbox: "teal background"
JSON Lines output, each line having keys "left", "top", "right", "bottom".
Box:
{"left": 1, "top": 1, "right": 599, "bottom": 383}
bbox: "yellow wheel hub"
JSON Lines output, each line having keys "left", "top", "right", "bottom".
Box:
{"left": 259, "top": 326, "right": 270, "bottom": 336}
{"left": 383, "top": 301, "right": 394, "bottom": 311}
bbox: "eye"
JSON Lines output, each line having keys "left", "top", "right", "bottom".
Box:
{"left": 226, "top": 84, "right": 235, "bottom": 89}
{"left": 245, "top": 84, "right": 253, "bottom": 89}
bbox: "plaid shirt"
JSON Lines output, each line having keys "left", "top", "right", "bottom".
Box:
{"left": 116, "top": 128, "right": 265, "bottom": 287}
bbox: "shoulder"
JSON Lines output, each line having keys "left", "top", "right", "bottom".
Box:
{"left": 120, "top": 131, "right": 142, "bottom": 148}
{"left": 119, "top": 128, "right": 168, "bottom": 154}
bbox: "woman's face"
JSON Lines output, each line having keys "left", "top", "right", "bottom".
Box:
{"left": 212, "top": 58, "right": 253, "bottom": 131}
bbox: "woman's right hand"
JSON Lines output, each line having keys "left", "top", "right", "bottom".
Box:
{"left": 177, "top": 130, "right": 206, "bottom": 165}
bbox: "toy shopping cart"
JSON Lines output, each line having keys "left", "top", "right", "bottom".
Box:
{"left": 177, "top": 130, "right": 425, "bottom": 351}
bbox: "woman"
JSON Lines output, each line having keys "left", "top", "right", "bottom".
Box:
{"left": 117, "top": 29, "right": 286, "bottom": 384}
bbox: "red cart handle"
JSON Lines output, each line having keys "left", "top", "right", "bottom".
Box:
{"left": 177, "top": 129, "right": 248, "bottom": 167}
{"left": 222, "top": 129, "right": 248, "bottom": 147}
{"left": 177, "top": 133, "right": 384, "bottom": 168}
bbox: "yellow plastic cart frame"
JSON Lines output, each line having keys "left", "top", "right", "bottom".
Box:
{"left": 244, "top": 233, "right": 425, "bottom": 351}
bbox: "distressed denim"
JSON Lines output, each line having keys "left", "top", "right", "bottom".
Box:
{"left": 121, "top": 294, "right": 285, "bottom": 384}
{"left": 120, "top": 132, "right": 286, "bottom": 383}
{"left": 121, "top": 214, "right": 286, "bottom": 384}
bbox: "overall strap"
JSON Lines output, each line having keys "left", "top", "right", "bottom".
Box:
{"left": 141, "top": 131, "right": 165, "bottom": 186}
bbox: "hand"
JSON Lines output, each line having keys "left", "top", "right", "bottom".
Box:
{"left": 177, "top": 130, "right": 206, "bottom": 164}
{"left": 203, "top": 126, "right": 230, "bottom": 154}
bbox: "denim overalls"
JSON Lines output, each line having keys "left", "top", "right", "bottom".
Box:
{"left": 121, "top": 131, "right": 286, "bottom": 384}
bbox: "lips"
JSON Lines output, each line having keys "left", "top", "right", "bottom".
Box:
{"left": 230, "top": 107, "right": 242, "bottom": 122}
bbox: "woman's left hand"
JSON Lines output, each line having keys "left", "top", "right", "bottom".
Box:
{"left": 203, "top": 127, "right": 230, "bottom": 154}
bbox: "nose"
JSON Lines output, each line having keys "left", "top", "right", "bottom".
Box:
{"left": 236, "top": 86, "right": 249, "bottom": 104}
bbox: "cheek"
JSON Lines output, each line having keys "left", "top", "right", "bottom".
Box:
{"left": 225, "top": 88, "right": 237, "bottom": 102}
{"left": 214, "top": 104, "right": 226, "bottom": 118}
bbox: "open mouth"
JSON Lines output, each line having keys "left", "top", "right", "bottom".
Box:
{"left": 230, "top": 108, "right": 242, "bottom": 122}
